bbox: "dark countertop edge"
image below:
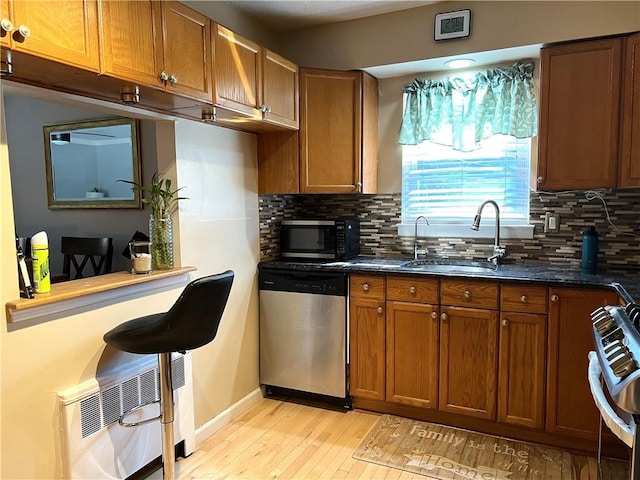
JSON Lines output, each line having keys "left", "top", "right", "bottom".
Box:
{"left": 258, "top": 257, "right": 639, "bottom": 304}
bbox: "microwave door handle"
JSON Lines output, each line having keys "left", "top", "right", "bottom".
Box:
{"left": 588, "top": 351, "right": 635, "bottom": 447}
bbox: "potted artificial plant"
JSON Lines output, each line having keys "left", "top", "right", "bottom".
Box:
{"left": 121, "top": 172, "right": 187, "bottom": 270}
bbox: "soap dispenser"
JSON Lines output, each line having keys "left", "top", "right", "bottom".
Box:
{"left": 581, "top": 226, "right": 598, "bottom": 271}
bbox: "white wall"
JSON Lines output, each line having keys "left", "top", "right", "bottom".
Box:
{"left": 1, "top": 86, "right": 260, "bottom": 478}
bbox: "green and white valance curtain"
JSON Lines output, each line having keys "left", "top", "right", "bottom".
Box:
{"left": 399, "top": 61, "right": 538, "bottom": 151}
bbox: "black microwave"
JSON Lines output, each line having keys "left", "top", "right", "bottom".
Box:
{"left": 280, "top": 219, "right": 360, "bottom": 260}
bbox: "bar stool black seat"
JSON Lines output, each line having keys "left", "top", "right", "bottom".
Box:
{"left": 103, "top": 270, "right": 234, "bottom": 480}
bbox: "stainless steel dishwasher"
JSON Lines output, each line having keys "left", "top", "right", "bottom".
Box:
{"left": 259, "top": 268, "right": 351, "bottom": 408}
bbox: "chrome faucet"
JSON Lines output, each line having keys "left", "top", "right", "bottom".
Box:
{"left": 414, "top": 215, "right": 429, "bottom": 260}
{"left": 470, "top": 200, "right": 507, "bottom": 264}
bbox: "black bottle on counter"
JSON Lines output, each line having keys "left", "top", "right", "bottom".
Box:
{"left": 581, "top": 226, "right": 598, "bottom": 271}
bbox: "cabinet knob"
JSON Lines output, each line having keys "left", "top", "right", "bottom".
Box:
{"left": 441, "top": 313, "right": 448, "bottom": 321}
{"left": 537, "top": 176, "right": 545, "bottom": 184}
{"left": 169, "top": 74, "right": 178, "bottom": 85}
{"left": 520, "top": 295, "right": 528, "bottom": 303}
{"left": 377, "top": 306, "right": 383, "bottom": 314}
{"left": 362, "top": 283, "right": 369, "bottom": 292}
{"left": 502, "top": 319, "right": 509, "bottom": 327}
{"left": 431, "top": 311, "right": 438, "bottom": 320}
{"left": 15, "top": 24, "right": 29, "bottom": 38}
{"left": 464, "top": 290, "right": 472, "bottom": 299}
{"left": 1, "top": 18, "right": 13, "bottom": 33}
{"left": 551, "top": 294, "right": 559, "bottom": 302}
{"left": 356, "top": 182, "right": 362, "bottom": 188}
{"left": 409, "top": 286, "right": 417, "bottom": 294}
{"left": 260, "top": 104, "right": 272, "bottom": 113}
{"left": 159, "top": 71, "right": 169, "bottom": 81}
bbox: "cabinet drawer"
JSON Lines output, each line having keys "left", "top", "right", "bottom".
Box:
{"left": 441, "top": 279, "right": 499, "bottom": 310}
{"left": 350, "top": 274, "right": 385, "bottom": 299}
{"left": 386, "top": 276, "right": 438, "bottom": 303}
{"left": 501, "top": 284, "right": 548, "bottom": 314}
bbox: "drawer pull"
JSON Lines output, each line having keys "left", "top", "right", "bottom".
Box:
{"left": 502, "top": 319, "right": 509, "bottom": 327}
{"left": 362, "top": 283, "right": 369, "bottom": 292}
{"left": 441, "top": 313, "right": 448, "bottom": 321}
{"left": 377, "top": 306, "right": 383, "bottom": 314}
{"left": 431, "top": 311, "right": 438, "bottom": 320}
{"left": 464, "top": 290, "right": 472, "bottom": 299}
{"left": 520, "top": 295, "right": 528, "bottom": 303}
{"left": 551, "top": 294, "right": 559, "bottom": 302}
{"left": 409, "top": 286, "right": 417, "bottom": 294}
{"left": 1, "top": 18, "right": 13, "bottom": 33}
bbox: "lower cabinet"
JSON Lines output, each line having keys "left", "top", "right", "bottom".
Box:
{"left": 439, "top": 306, "right": 499, "bottom": 420}
{"left": 498, "top": 312, "right": 547, "bottom": 428}
{"left": 349, "top": 274, "right": 385, "bottom": 400}
{"left": 546, "top": 286, "right": 619, "bottom": 440}
{"left": 386, "top": 276, "right": 439, "bottom": 408}
{"left": 348, "top": 274, "right": 621, "bottom": 453}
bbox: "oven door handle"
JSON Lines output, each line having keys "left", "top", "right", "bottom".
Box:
{"left": 588, "top": 351, "right": 635, "bottom": 447}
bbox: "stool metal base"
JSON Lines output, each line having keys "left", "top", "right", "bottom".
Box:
{"left": 159, "top": 352, "right": 176, "bottom": 480}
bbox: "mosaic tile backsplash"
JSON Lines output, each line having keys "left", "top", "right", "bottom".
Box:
{"left": 259, "top": 189, "right": 640, "bottom": 269}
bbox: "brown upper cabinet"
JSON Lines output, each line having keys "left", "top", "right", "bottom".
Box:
{"left": 212, "top": 23, "right": 299, "bottom": 130}
{"left": 98, "top": 0, "right": 212, "bottom": 103}
{"left": 0, "top": 0, "right": 99, "bottom": 71}
{"left": 537, "top": 33, "right": 640, "bottom": 190}
{"left": 619, "top": 32, "right": 640, "bottom": 187}
{"left": 300, "top": 68, "right": 378, "bottom": 193}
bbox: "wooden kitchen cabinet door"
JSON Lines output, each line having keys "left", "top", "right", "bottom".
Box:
{"left": 349, "top": 274, "right": 385, "bottom": 400}
{"left": 98, "top": 0, "right": 163, "bottom": 87}
{"left": 619, "top": 32, "right": 640, "bottom": 187}
{"left": 161, "top": 1, "right": 211, "bottom": 102}
{"left": 537, "top": 37, "right": 622, "bottom": 190}
{"left": 212, "top": 23, "right": 261, "bottom": 117}
{"left": 300, "top": 68, "right": 378, "bottom": 193}
{"left": 546, "top": 287, "right": 618, "bottom": 440}
{"left": 8, "top": 0, "right": 99, "bottom": 71}
{"left": 386, "top": 301, "right": 439, "bottom": 408}
{"left": 439, "top": 306, "right": 498, "bottom": 420}
{"left": 498, "top": 312, "right": 547, "bottom": 429}
{"left": 262, "top": 48, "right": 299, "bottom": 129}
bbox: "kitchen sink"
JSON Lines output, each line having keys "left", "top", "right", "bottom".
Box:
{"left": 401, "top": 259, "right": 498, "bottom": 273}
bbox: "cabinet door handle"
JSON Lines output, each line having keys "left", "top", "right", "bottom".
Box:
{"left": 502, "top": 319, "right": 509, "bottom": 327}
{"left": 0, "top": 18, "right": 13, "bottom": 33}
{"left": 431, "top": 311, "right": 438, "bottom": 320}
{"left": 356, "top": 182, "right": 362, "bottom": 188}
{"left": 16, "top": 24, "right": 29, "bottom": 38}
{"left": 537, "top": 176, "right": 545, "bottom": 184}
{"left": 362, "top": 283, "right": 369, "bottom": 292}
{"left": 377, "top": 306, "right": 383, "bottom": 315}
{"left": 551, "top": 294, "right": 559, "bottom": 302}
{"left": 520, "top": 295, "right": 528, "bottom": 303}
{"left": 464, "top": 290, "right": 472, "bottom": 299}
{"left": 159, "top": 71, "right": 169, "bottom": 81}
{"left": 169, "top": 74, "right": 178, "bottom": 85}
{"left": 441, "top": 313, "right": 448, "bottom": 321}
{"left": 409, "top": 286, "right": 417, "bottom": 294}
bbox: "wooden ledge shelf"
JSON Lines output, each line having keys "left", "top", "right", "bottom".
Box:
{"left": 6, "top": 267, "right": 197, "bottom": 324}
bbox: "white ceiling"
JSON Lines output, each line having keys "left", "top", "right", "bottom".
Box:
{"left": 226, "top": 0, "right": 439, "bottom": 31}
{"left": 221, "top": 1, "right": 541, "bottom": 78}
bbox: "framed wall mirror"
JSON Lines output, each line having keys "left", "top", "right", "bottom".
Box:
{"left": 43, "top": 117, "right": 142, "bottom": 209}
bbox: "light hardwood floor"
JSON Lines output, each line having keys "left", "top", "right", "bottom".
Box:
{"left": 146, "top": 397, "right": 627, "bottom": 479}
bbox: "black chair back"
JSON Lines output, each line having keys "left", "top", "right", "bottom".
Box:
{"left": 163, "top": 270, "right": 234, "bottom": 350}
{"left": 62, "top": 236, "right": 113, "bottom": 280}
{"left": 103, "top": 270, "right": 235, "bottom": 354}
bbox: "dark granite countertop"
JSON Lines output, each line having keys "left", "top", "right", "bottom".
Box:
{"left": 259, "top": 256, "right": 640, "bottom": 304}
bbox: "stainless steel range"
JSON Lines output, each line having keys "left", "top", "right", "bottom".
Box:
{"left": 589, "top": 302, "right": 640, "bottom": 479}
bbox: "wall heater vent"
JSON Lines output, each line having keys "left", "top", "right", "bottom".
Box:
{"left": 58, "top": 353, "right": 195, "bottom": 479}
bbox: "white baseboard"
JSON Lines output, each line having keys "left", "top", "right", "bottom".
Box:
{"left": 194, "top": 388, "right": 264, "bottom": 446}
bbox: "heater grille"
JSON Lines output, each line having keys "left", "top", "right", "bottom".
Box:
{"left": 79, "top": 356, "right": 185, "bottom": 438}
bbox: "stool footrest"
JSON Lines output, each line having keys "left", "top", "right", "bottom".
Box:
{"left": 119, "top": 400, "right": 161, "bottom": 428}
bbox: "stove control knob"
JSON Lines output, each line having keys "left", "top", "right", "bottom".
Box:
{"left": 594, "top": 315, "right": 616, "bottom": 335}
{"left": 612, "top": 355, "right": 637, "bottom": 378}
{"left": 591, "top": 306, "right": 608, "bottom": 318}
{"left": 604, "top": 340, "right": 624, "bottom": 355}
{"left": 602, "top": 327, "right": 624, "bottom": 345}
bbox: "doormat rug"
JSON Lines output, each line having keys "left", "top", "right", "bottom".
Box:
{"left": 353, "top": 415, "right": 628, "bottom": 480}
